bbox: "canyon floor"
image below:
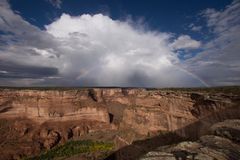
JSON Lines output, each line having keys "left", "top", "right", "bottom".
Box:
{"left": 0, "top": 87, "right": 240, "bottom": 160}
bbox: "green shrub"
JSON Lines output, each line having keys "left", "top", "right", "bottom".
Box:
{"left": 24, "top": 140, "right": 114, "bottom": 160}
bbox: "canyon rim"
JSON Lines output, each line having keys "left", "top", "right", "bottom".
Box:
{"left": 0, "top": 87, "right": 240, "bottom": 159}
{"left": 0, "top": 0, "right": 240, "bottom": 159}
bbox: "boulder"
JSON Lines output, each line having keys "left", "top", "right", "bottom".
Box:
{"left": 210, "top": 119, "right": 240, "bottom": 142}
{"left": 42, "top": 130, "right": 61, "bottom": 149}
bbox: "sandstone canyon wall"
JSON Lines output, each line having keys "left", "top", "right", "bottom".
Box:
{"left": 0, "top": 88, "right": 239, "bottom": 159}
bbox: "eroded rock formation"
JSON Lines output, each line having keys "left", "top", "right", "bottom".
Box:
{"left": 0, "top": 88, "right": 239, "bottom": 159}
{"left": 140, "top": 119, "right": 240, "bottom": 160}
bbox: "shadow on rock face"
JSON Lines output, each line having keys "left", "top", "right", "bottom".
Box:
{"left": 171, "top": 150, "right": 197, "bottom": 160}
{"left": 104, "top": 104, "right": 240, "bottom": 160}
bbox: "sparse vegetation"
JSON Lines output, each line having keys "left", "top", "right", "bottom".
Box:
{"left": 23, "top": 140, "right": 114, "bottom": 160}
{"left": 146, "top": 86, "right": 240, "bottom": 94}
{"left": 0, "top": 86, "right": 88, "bottom": 91}
{"left": 1, "top": 86, "right": 239, "bottom": 94}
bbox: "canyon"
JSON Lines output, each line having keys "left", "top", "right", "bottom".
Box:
{"left": 0, "top": 87, "right": 239, "bottom": 160}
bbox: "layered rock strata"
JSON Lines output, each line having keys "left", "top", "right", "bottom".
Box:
{"left": 0, "top": 88, "right": 239, "bottom": 159}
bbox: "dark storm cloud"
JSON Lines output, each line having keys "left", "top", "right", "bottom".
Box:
{"left": 0, "top": 60, "right": 58, "bottom": 79}
{"left": 1, "top": 0, "right": 239, "bottom": 87}
{"left": 127, "top": 71, "right": 153, "bottom": 87}
{"left": 0, "top": 1, "right": 207, "bottom": 87}
{"left": 0, "top": 0, "right": 60, "bottom": 50}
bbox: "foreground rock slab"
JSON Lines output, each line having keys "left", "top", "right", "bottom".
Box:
{"left": 140, "top": 119, "right": 240, "bottom": 160}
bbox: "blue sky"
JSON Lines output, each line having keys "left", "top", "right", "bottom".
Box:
{"left": 0, "top": 0, "right": 239, "bottom": 87}
{"left": 9, "top": 0, "right": 231, "bottom": 38}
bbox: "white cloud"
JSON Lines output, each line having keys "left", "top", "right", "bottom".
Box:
{"left": 0, "top": 1, "right": 205, "bottom": 87}
{"left": 191, "top": 26, "right": 202, "bottom": 32}
{"left": 4, "top": 0, "right": 239, "bottom": 87}
{"left": 44, "top": 13, "right": 203, "bottom": 87}
{"left": 188, "top": 23, "right": 202, "bottom": 32}
{"left": 184, "top": 0, "right": 240, "bottom": 86}
{"left": 170, "top": 35, "right": 201, "bottom": 50}
{"left": 201, "top": 0, "right": 240, "bottom": 33}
